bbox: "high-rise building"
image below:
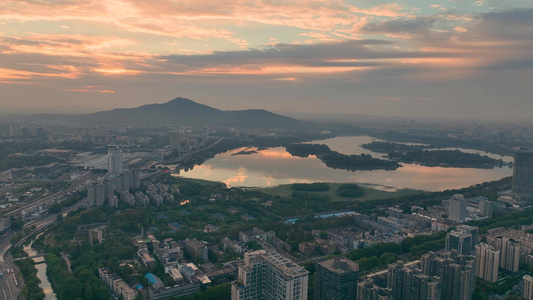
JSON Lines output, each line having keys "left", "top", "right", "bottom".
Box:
{"left": 315, "top": 258, "right": 359, "bottom": 300}
{"left": 95, "top": 182, "right": 105, "bottom": 206}
{"left": 103, "top": 178, "right": 114, "bottom": 199}
{"left": 357, "top": 278, "right": 392, "bottom": 300}
{"left": 523, "top": 275, "right": 533, "bottom": 300}
{"left": 87, "top": 181, "right": 106, "bottom": 207}
{"left": 132, "top": 170, "right": 141, "bottom": 189}
{"left": 475, "top": 243, "right": 499, "bottom": 283}
{"left": 20, "top": 127, "right": 29, "bottom": 139}
{"left": 512, "top": 148, "right": 533, "bottom": 204}
{"left": 448, "top": 194, "right": 467, "bottom": 222}
{"left": 496, "top": 236, "right": 520, "bottom": 272}
{"left": 121, "top": 172, "right": 130, "bottom": 192}
{"left": 442, "top": 261, "right": 475, "bottom": 300}
{"left": 478, "top": 199, "right": 493, "bottom": 218}
{"left": 170, "top": 132, "right": 180, "bottom": 153}
{"left": 231, "top": 250, "right": 308, "bottom": 300}
{"left": 108, "top": 146, "right": 123, "bottom": 175}
{"left": 446, "top": 232, "right": 473, "bottom": 256}
{"left": 87, "top": 182, "right": 97, "bottom": 207}
{"left": 456, "top": 225, "right": 478, "bottom": 252}
{"left": 202, "top": 125, "right": 209, "bottom": 145}
{"left": 387, "top": 262, "right": 441, "bottom": 300}
{"left": 420, "top": 251, "right": 476, "bottom": 300}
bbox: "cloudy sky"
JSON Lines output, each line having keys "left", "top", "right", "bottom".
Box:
{"left": 1, "top": 0, "right": 532, "bottom": 120}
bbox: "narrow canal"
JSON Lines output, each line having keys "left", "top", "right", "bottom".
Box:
{"left": 23, "top": 234, "right": 57, "bottom": 300}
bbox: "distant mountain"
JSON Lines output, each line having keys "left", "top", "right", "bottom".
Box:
{"left": 30, "top": 97, "right": 322, "bottom": 130}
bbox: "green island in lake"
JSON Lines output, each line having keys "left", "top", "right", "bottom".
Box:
{"left": 285, "top": 143, "right": 401, "bottom": 171}
{"left": 361, "top": 141, "right": 510, "bottom": 169}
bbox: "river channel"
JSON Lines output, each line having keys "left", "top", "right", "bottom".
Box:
{"left": 23, "top": 234, "right": 57, "bottom": 300}
{"left": 179, "top": 136, "right": 513, "bottom": 191}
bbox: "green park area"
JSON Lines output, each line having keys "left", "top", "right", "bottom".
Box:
{"left": 256, "top": 182, "right": 424, "bottom": 203}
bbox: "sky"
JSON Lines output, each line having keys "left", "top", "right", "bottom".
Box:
{"left": 1, "top": 0, "right": 533, "bottom": 120}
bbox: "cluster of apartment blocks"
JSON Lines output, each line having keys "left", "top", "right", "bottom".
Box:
{"left": 228, "top": 227, "right": 362, "bottom": 300}
{"left": 96, "top": 223, "right": 533, "bottom": 300}
{"left": 358, "top": 250, "right": 476, "bottom": 300}
{"left": 86, "top": 170, "right": 140, "bottom": 207}
{"left": 222, "top": 228, "right": 279, "bottom": 255}
{"left": 356, "top": 224, "right": 530, "bottom": 300}
{"left": 231, "top": 249, "right": 309, "bottom": 300}
{"left": 130, "top": 235, "right": 238, "bottom": 300}
{"left": 120, "top": 181, "right": 178, "bottom": 207}
{"left": 99, "top": 267, "right": 138, "bottom": 300}
{"left": 354, "top": 195, "right": 494, "bottom": 251}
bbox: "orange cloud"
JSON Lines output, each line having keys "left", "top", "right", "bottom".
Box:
{"left": 66, "top": 89, "right": 116, "bottom": 93}
{"left": 92, "top": 68, "right": 142, "bottom": 75}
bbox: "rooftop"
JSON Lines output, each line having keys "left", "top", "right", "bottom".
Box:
{"left": 318, "top": 258, "right": 359, "bottom": 274}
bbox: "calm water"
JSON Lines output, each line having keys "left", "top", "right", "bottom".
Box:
{"left": 179, "top": 136, "right": 513, "bottom": 191}
{"left": 23, "top": 236, "right": 57, "bottom": 300}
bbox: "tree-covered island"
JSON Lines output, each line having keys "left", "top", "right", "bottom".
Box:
{"left": 285, "top": 143, "right": 400, "bottom": 171}
{"left": 361, "top": 141, "right": 510, "bottom": 168}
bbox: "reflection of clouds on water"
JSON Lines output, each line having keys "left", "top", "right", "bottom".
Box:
{"left": 180, "top": 136, "right": 512, "bottom": 191}
{"left": 258, "top": 149, "right": 294, "bottom": 159}
{"left": 223, "top": 167, "right": 248, "bottom": 187}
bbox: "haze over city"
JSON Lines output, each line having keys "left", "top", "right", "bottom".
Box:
{"left": 3, "top": 2, "right": 533, "bottom": 299}
{"left": 1, "top": 0, "right": 533, "bottom": 120}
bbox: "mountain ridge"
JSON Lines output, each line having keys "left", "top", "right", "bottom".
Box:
{"left": 28, "top": 97, "right": 315, "bottom": 130}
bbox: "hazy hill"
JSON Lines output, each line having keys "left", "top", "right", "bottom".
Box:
{"left": 30, "top": 97, "right": 321, "bottom": 130}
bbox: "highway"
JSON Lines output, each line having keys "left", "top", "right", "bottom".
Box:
{"left": 0, "top": 254, "right": 20, "bottom": 300}
{"left": 4, "top": 170, "right": 94, "bottom": 218}
{"left": 0, "top": 158, "right": 156, "bottom": 299}
{"left": 0, "top": 197, "right": 88, "bottom": 300}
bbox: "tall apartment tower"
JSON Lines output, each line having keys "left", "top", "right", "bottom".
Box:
{"left": 87, "top": 182, "right": 97, "bottom": 207}
{"left": 231, "top": 250, "right": 308, "bottom": 300}
{"left": 87, "top": 181, "right": 105, "bottom": 207}
{"left": 475, "top": 243, "right": 500, "bottom": 283}
{"left": 387, "top": 262, "right": 441, "bottom": 300}
{"left": 314, "top": 258, "right": 359, "bottom": 300}
{"left": 357, "top": 278, "right": 392, "bottom": 300}
{"left": 95, "top": 182, "right": 105, "bottom": 206}
{"left": 496, "top": 236, "right": 520, "bottom": 272}
{"left": 202, "top": 125, "right": 209, "bottom": 145}
{"left": 524, "top": 275, "right": 533, "bottom": 300}
{"left": 420, "top": 251, "right": 476, "bottom": 300}
{"left": 170, "top": 132, "right": 180, "bottom": 153}
{"left": 108, "top": 146, "right": 123, "bottom": 175}
{"left": 132, "top": 170, "right": 141, "bottom": 189}
{"left": 448, "top": 194, "right": 468, "bottom": 222}
{"left": 512, "top": 148, "right": 533, "bottom": 204}
{"left": 103, "top": 178, "right": 114, "bottom": 199}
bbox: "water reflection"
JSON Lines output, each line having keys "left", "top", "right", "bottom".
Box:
{"left": 179, "top": 136, "right": 512, "bottom": 191}
{"left": 23, "top": 236, "right": 57, "bottom": 300}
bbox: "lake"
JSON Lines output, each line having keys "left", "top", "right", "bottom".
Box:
{"left": 178, "top": 136, "right": 513, "bottom": 191}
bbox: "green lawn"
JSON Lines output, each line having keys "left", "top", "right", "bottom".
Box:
{"left": 176, "top": 176, "right": 227, "bottom": 187}
{"left": 254, "top": 183, "right": 425, "bottom": 203}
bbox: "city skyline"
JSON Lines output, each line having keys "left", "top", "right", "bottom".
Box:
{"left": 1, "top": 0, "right": 533, "bottom": 121}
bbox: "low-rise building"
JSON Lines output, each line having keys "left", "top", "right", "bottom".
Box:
{"left": 183, "top": 238, "right": 208, "bottom": 262}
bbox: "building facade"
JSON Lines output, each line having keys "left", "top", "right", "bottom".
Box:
{"left": 314, "top": 258, "right": 359, "bottom": 300}
{"left": 496, "top": 236, "right": 520, "bottom": 272}
{"left": 524, "top": 275, "right": 533, "bottom": 300}
{"left": 512, "top": 148, "right": 533, "bottom": 204}
{"left": 475, "top": 243, "right": 499, "bottom": 283}
{"left": 448, "top": 194, "right": 467, "bottom": 222}
{"left": 231, "top": 250, "right": 308, "bottom": 300}
{"left": 108, "top": 146, "right": 123, "bottom": 175}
